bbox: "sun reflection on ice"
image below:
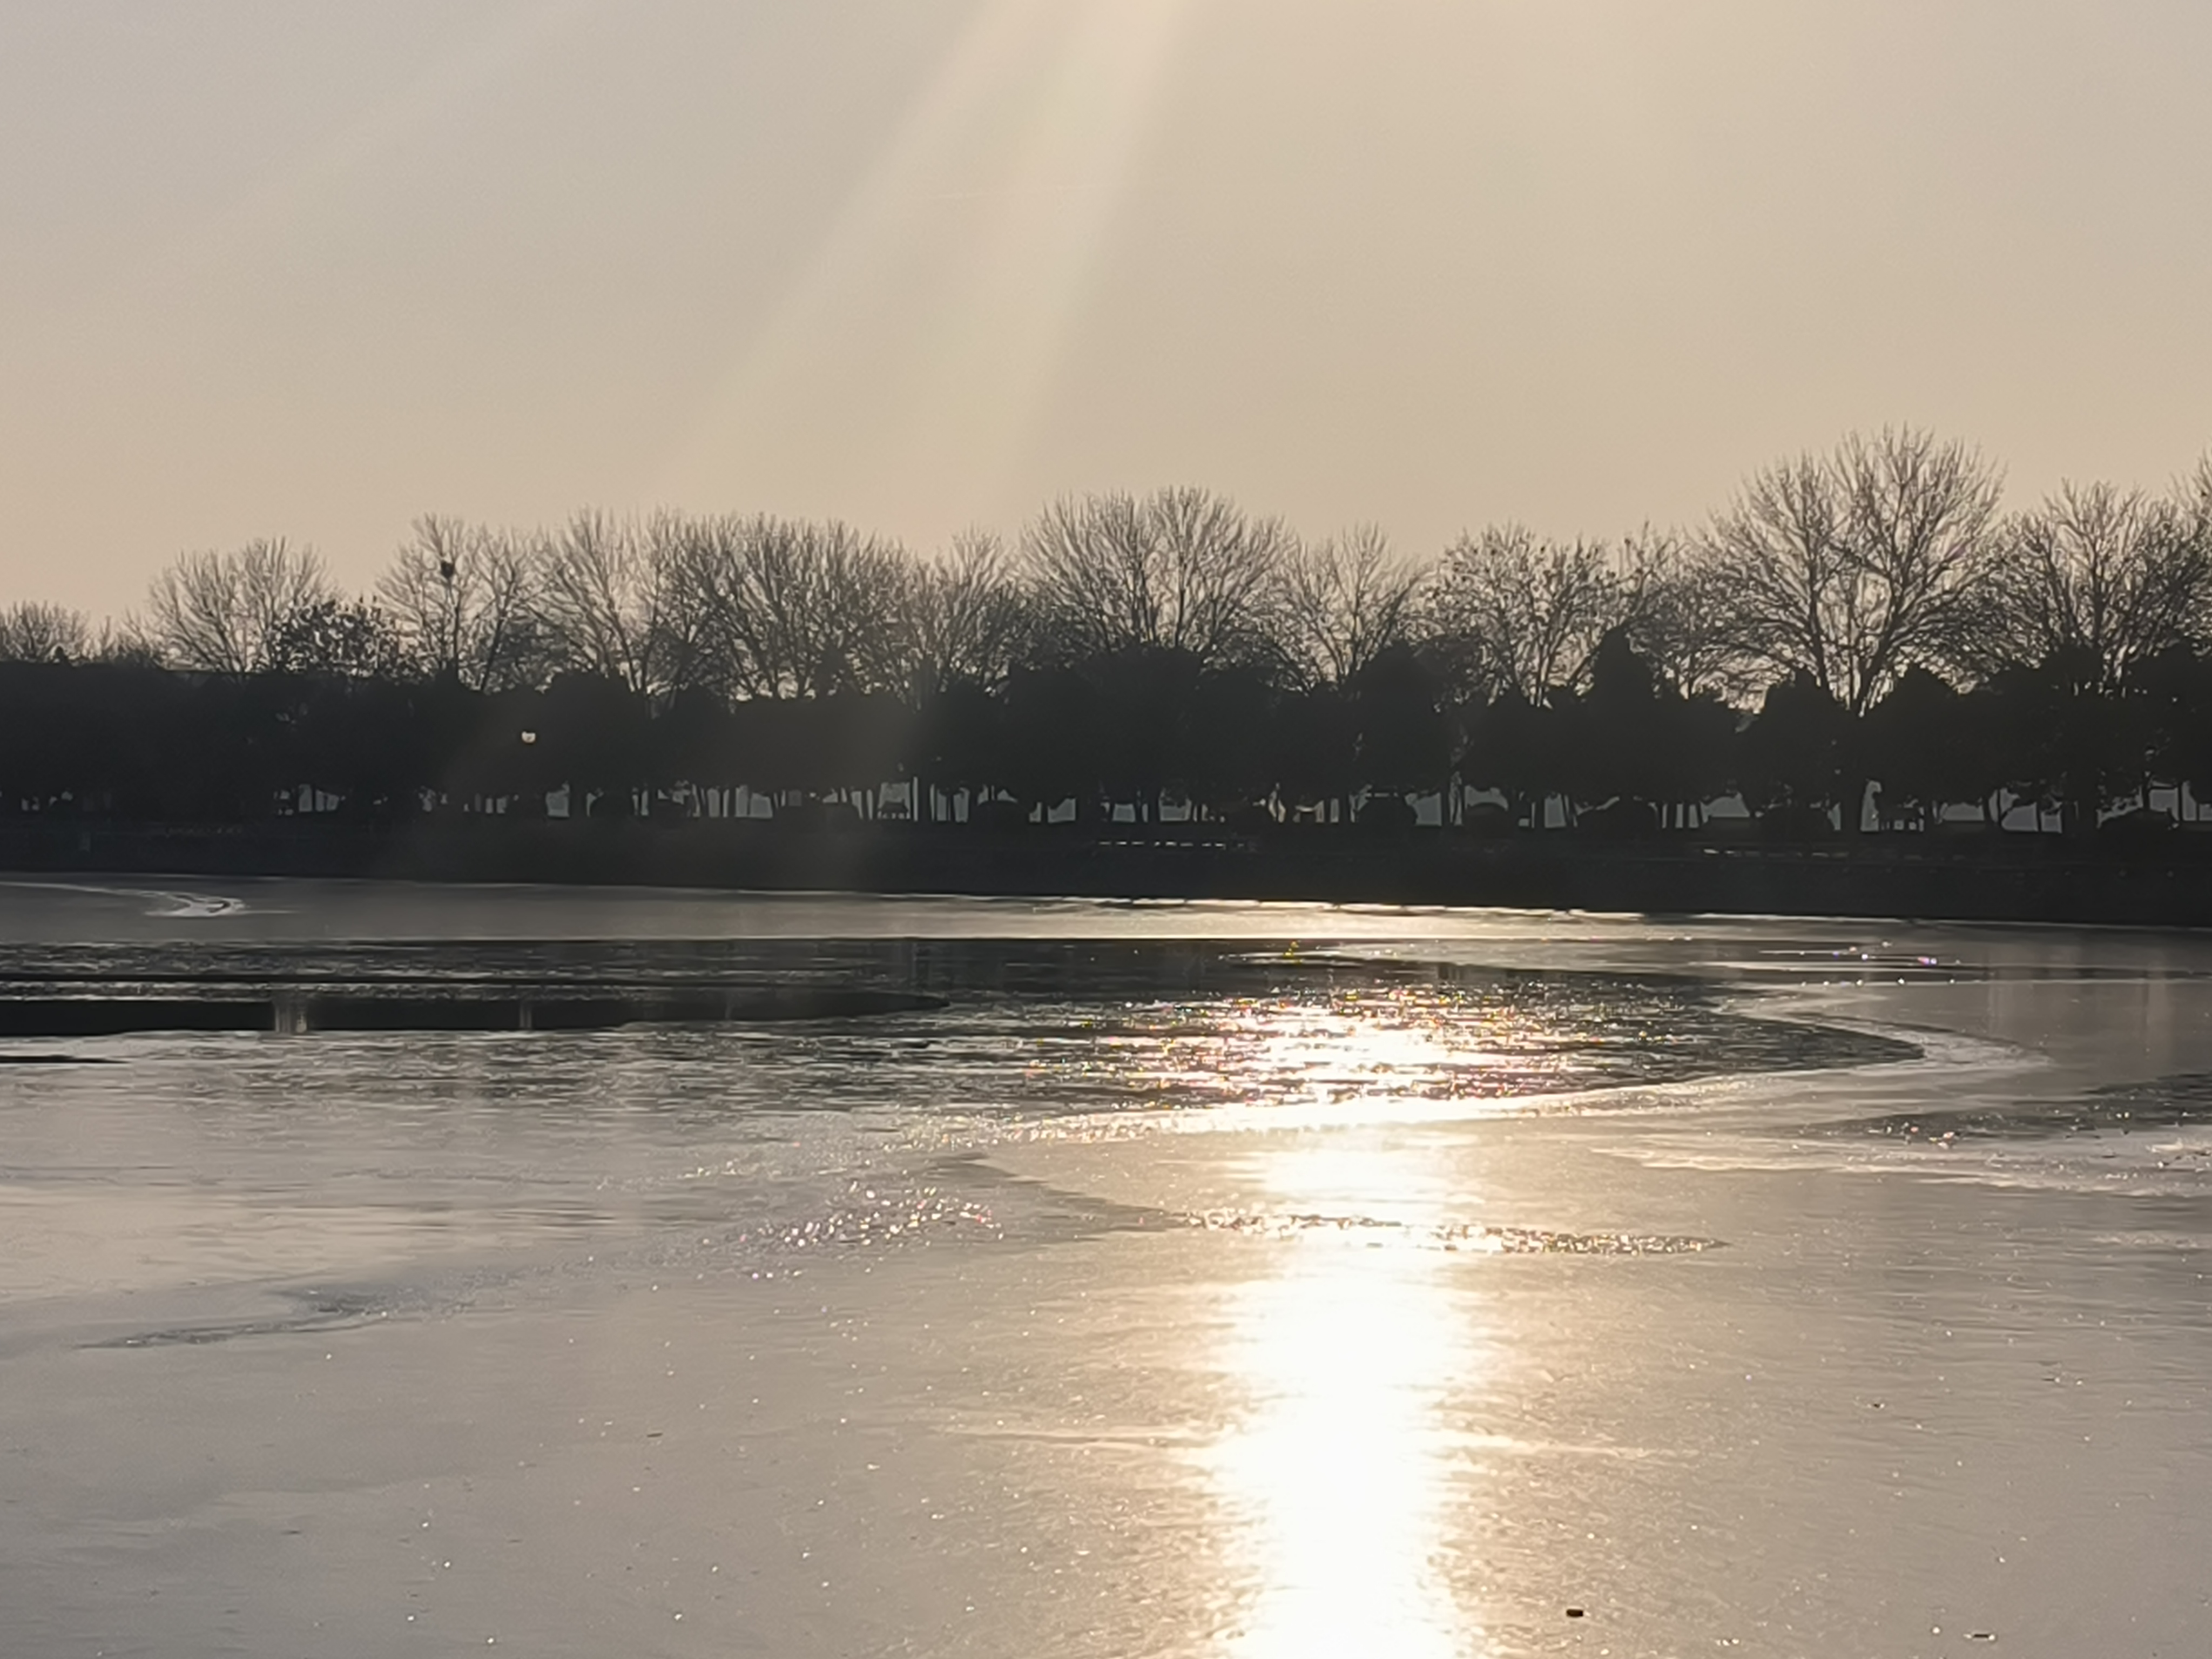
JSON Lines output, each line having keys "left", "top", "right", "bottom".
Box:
{"left": 1205, "top": 1140, "right": 1485, "bottom": 1658}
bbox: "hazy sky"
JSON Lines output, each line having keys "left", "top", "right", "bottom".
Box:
{"left": 5, "top": 2, "right": 2211, "bottom": 613}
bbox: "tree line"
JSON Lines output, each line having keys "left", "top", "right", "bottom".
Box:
{"left": 6, "top": 426, "right": 2212, "bottom": 839}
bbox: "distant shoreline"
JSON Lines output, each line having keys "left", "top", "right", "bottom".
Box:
{"left": 6, "top": 820, "right": 2212, "bottom": 929}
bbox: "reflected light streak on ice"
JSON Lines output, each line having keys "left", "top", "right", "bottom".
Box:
{"left": 1204, "top": 1003, "right": 1487, "bottom": 1657}
{"left": 1063, "top": 984, "right": 1664, "bottom": 1138}
{"left": 1209, "top": 1157, "right": 1479, "bottom": 1657}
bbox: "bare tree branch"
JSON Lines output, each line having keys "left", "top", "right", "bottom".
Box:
{"left": 376, "top": 516, "right": 544, "bottom": 690}
{"left": 1975, "top": 481, "right": 2211, "bottom": 687}
{"left": 0, "top": 602, "right": 93, "bottom": 664}
{"left": 1703, "top": 428, "right": 2002, "bottom": 713}
{"left": 533, "top": 511, "right": 706, "bottom": 694}
{"left": 1021, "top": 488, "right": 1288, "bottom": 668}
{"left": 1427, "top": 525, "right": 1628, "bottom": 702}
{"left": 1277, "top": 524, "right": 1427, "bottom": 686}
{"left": 1616, "top": 527, "right": 1746, "bottom": 699}
{"left": 676, "top": 514, "right": 911, "bottom": 699}
{"left": 145, "top": 539, "right": 332, "bottom": 675}
{"left": 903, "top": 530, "right": 1033, "bottom": 693}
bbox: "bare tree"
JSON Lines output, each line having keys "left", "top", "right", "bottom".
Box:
{"left": 89, "top": 617, "right": 165, "bottom": 668}
{"left": 1702, "top": 428, "right": 2002, "bottom": 714}
{"left": 902, "top": 530, "right": 1033, "bottom": 693}
{"left": 1616, "top": 528, "right": 1744, "bottom": 699}
{"left": 145, "top": 538, "right": 332, "bottom": 675}
{"left": 533, "top": 511, "right": 709, "bottom": 694}
{"left": 1975, "top": 481, "right": 2212, "bottom": 687}
{"left": 676, "top": 514, "right": 912, "bottom": 700}
{"left": 1021, "top": 487, "right": 1290, "bottom": 668}
{"left": 1276, "top": 524, "right": 1427, "bottom": 686}
{"left": 0, "top": 602, "right": 93, "bottom": 664}
{"left": 377, "top": 516, "right": 544, "bottom": 690}
{"left": 1427, "top": 524, "right": 1627, "bottom": 702}
{"left": 2188, "top": 451, "right": 2212, "bottom": 539}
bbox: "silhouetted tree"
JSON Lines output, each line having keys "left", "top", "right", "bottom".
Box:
{"left": 1347, "top": 645, "right": 1449, "bottom": 812}
{"left": 537, "top": 672, "right": 652, "bottom": 815}
{"left": 999, "top": 665, "right": 1102, "bottom": 824}
{"left": 264, "top": 598, "right": 411, "bottom": 680}
{"left": 1427, "top": 525, "right": 1627, "bottom": 704}
{"left": 1271, "top": 685, "right": 1358, "bottom": 824}
{"left": 532, "top": 512, "right": 709, "bottom": 696}
{"left": 1089, "top": 646, "right": 1205, "bottom": 825}
{"left": 903, "top": 531, "right": 1031, "bottom": 696}
{"left": 23, "top": 444, "right": 2212, "bottom": 862}
{"left": 146, "top": 539, "right": 332, "bottom": 675}
{"left": 1618, "top": 529, "right": 1743, "bottom": 699}
{"left": 1703, "top": 428, "right": 2001, "bottom": 716}
{"left": 0, "top": 603, "right": 92, "bottom": 664}
{"left": 1022, "top": 489, "right": 1289, "bottom": 671}
{"left": 1738, "top": 674, "right": 1853, "bottom": 835}
{"left": 1862, "top": 666, "right": 1970, "bottom": 829}
{"left": 1186, "top": 664, "right": 1280, "bottom": 822}
{"left": 676, "top": 514, "right": 911, "bottom": 700}
{"left": 912, "top": 680, "right": 1005, "bottom": 821}
{"left": 1977, "top": 481, "right": 2211, "bottom": 688}
{"left": 1461, "top": 690, "right": 1562, "bottom": 829}
{"left": 291, "top": 673, "right": 437, "bottom": 821}
{"left": 1277, "top": 525, "right": 1427, "bottom": 687}
{"left": 1556, "top": 629, "right": 1671, "bottom": 831}
{"left": 1982, "top": 650, "right": 2135, "bottom": 835}
{"left": 378, "top": 517, "right": 543, "bottom": 691}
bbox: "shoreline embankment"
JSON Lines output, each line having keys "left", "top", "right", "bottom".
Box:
{"left": 7, "top": 819, "right": 2212, "bottom": 927}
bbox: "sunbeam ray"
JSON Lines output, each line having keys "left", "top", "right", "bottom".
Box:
{"left": 658, "top": 0, "right": 1191, "bottom": 518}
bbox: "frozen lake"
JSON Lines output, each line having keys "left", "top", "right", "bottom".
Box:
{"left": 2, "top": 880, "right": 2208, "bottom": 1656}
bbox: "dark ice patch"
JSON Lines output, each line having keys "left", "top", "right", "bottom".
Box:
{"left": 1805, "top": 1069, "right": 2212, "bottom": 1143}
{"left": 84, "top": 1289, "right": 393, "bottom": 1350}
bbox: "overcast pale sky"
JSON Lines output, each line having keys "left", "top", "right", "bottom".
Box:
{"left": 4, "top": 1, "right": 2210, "bottom": 613}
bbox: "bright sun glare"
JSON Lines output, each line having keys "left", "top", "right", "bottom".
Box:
{"left": 1206, "top": 1136, "right": 1481, "bottom": 1656}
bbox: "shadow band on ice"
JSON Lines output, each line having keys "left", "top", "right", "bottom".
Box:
{"left": 0, "top": 982, "right": 946, "bottom": 1036}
